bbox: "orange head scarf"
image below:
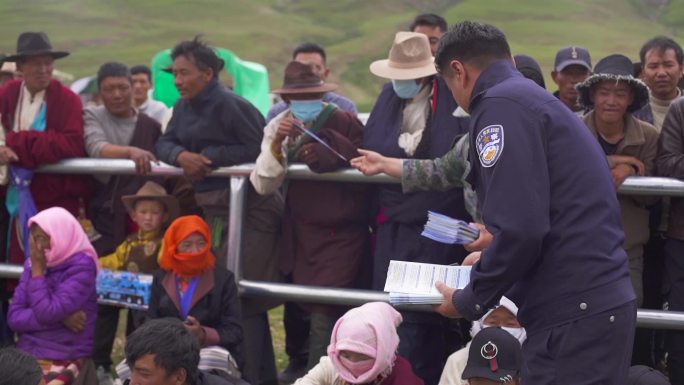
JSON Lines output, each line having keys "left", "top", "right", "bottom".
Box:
{"left": 159, "top": 215, "right": 215, "bottom": 277}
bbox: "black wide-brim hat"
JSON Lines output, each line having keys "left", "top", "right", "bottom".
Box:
{"left": 4, "top": 32, "right": 70, "bottom": 62}
{"left": 576, "top": 54, "right": 649, "bottom": 113}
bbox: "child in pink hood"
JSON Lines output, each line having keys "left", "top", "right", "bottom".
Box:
{"left": 295, "top": 302, "right": 424, "bottom": 385}
{"left": 8, "top": 207, "right": 99, "bottom": 384}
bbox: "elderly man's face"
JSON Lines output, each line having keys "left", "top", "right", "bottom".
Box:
{"left": 552, "top": 64, "right": 590, "bottom": 110}
{"left": 294, "top": 52, "right": 329, "bottom": 81}
{"left": 592, "top": 80, "right": 634, "bottom": 125}
{"left": 99, "top": 76, "right": 134, "bottom": 118}
{"left": 412, "top": 24, "right": 444, "bottom": 56}
{"left": 172, "top": 55, "right": 212, "bottom": 100}
{"left": 17, "top": 54, "right": 53, "bottom": 94}
{"left": 641, "top": 48, "right": 683, "bottom": 101}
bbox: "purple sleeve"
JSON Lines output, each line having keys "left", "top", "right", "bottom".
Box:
{"left": 7, "top": 264, "right": 52, "bottom": 332}
{"left": 27, "top": 257, "right": 97, "bottom": 325}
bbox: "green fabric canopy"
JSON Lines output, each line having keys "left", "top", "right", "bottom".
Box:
{"left": 151, "top": 48, "right": 270, "bottom": 116}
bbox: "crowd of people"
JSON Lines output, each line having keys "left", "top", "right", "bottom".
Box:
{"left": 0, "top": 10, "right": 681, "bottom": 385}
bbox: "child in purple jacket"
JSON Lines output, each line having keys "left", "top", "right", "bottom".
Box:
{"left": 8, "top": 207, "right": 99, "bottom": 384}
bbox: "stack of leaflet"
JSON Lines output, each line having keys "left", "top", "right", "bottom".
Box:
{"left": 384, "top": 260, "right": 472, "bottom": 305}
{"left": 421, "top": 211, "right": 480, "bottom": 244}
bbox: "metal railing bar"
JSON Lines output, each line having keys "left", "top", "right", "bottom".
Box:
{"left": 32, "top": 159, "right": 684, "bottom": 195}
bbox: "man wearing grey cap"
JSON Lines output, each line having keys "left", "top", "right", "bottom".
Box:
{"left": 551, "top": 46, "right": 592, "bottom": 114}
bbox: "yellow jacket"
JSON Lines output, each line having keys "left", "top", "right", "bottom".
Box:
{"left": 99, "top": 230, "right": 163, "bottom": 273}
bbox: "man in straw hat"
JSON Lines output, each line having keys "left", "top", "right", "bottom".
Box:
{"left": 0, "top": 32, "right": 91, "bottom": 300}
{"left": 576, "top": 54, "right": 658, "bottom": 311}
{"left": 251, "top": 60, "right": 368, "bottom": 373}
{"left": 422, "top": 21, "right": 633, "bottom": 384}
{"left": 360, "top": 31, "right": 471, "bottom": 385}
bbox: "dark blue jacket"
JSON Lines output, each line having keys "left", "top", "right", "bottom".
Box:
{"left": 363, "top": 77, "right": 471, "bottom": 290}
{"left": 453, "top": 60, "right": 635, "bottom": 332}
{"left": 155, "top": 79, "right": 264, "bottom": 192}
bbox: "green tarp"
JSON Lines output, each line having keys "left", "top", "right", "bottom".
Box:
{"left": 151, "top": 48, "right": 270, "bottom": 116}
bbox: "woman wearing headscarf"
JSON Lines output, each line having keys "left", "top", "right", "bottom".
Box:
{"left": 7, "top": 207, "right": 99, "bottom": 385}
{"left": 145, "top": 215, "right": 244, "bottom": 373}
{"left": 295, "top": 302, "right": 423, "bottom": 385}
{"left": 438, "top": 297, "right": 526, "bottom": 385}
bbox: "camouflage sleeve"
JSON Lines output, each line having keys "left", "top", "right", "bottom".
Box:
{"left": 401, "top": 139, "right": 469, "bottom": 193}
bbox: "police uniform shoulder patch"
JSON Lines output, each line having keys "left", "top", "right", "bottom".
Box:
{"left": 476, "top": 124, "right": 504, "bottom": 167}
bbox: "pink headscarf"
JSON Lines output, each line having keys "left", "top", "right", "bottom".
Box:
{"left": 27, "top": 207, "right": 99, "bottom": 270}
{"left": 327, "top": 302, "right": 403, "bottom": 384}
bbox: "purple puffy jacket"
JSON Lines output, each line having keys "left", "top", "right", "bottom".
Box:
{"left": 8, "top": 252, "right": 97, "bottom": 360}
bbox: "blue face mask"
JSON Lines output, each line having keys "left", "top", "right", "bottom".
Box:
{"left": 290, "top": 100, "right": 323, "bottom": 123}
{"left": 392, "top": 79, "right": 421, "bottom": 99}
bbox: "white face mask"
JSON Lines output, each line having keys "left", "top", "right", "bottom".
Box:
{"left": 501, "top": 326, "right": 527, "bottom": 345}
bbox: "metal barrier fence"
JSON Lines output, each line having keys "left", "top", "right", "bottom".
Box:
{"left": 1, "top": 158, "right": 684, "bottom": 330}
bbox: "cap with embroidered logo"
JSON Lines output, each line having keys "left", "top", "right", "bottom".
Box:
{"left": 462, "top": 327, "right": 522, "bottom": 383}
{"left": 554, "top": 46, "right": 592, "bottom": 72}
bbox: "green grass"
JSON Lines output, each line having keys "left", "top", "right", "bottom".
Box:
{"left": 0, "top": 0, "right": 680, "bottom": 109}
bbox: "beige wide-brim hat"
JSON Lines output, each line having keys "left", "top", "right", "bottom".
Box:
{"left": 370, "top": 32, "right": 437, "bottom": 80}
{"left": 121, "top": 181, "right": 180, "bottom": 225}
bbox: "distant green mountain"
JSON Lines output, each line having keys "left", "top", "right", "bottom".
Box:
{"left": 0, "top": 0, "right": 677, "bottom": 110}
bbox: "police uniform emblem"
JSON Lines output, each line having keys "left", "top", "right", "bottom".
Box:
{"left": 476, "top": 124, "right": 504, "bottom": 167}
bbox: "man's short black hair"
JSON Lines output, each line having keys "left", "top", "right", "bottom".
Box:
{"left": 171, "top": 36, "right": 224, "bottom": 78}
{"left": 125, "top": 318, "right": 200, "bottom": 383}
{"left": 0, "top": 347, "right": 43, "bottom": 385}
{"left": 97, "top": 62, "right": 131, "bottom": 88}
{"left": 410, "top": 13, "right": 448, "bottom": 33}
{"left": 131, "top": 64, "right": 152, "bottom": 82}
{"left": 639, "top": 36, "right": 684, "bottom": 65}
{"left": 435, "top": 21, "right": 511, "bottom": 73}
{"left": 292, "top": 42, "right": 326, "bottom": 64}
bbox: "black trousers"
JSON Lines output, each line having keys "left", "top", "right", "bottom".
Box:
{"left": 523, "top": 301, "right": 636, "bottom": 385}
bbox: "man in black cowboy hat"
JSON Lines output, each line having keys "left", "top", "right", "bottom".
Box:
{"left": 0, "top": 32, "right": 90, "bottom": 304}
{"left": 577, "top": 54, "right": 658, "bottom": 310}
{"left": 250, "top": 60, "right": 368, "bottom": 372}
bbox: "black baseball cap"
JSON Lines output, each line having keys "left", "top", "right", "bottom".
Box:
{"left": 554, "top": 46, "right": 592, "bottom": 72}
{"left": 462, "top": 327, "right": 522, "bottom": 383}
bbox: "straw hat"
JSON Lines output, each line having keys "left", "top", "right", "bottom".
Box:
{"left": 121, "top": 181, "right": 180, "bottom": 224}
{"left": 370, "top": 32, "right": 437, "bottom": 80}
{"left": 271, "top": 61, "right": 337, "bottom": 95}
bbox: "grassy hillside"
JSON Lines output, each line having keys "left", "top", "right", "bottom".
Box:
{"left": 0, "top": 0, "right": 678, "bottom": 111}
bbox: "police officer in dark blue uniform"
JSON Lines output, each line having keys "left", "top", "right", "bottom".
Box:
{"left": 432, "top": 21, "right": 636, "bottom": 384}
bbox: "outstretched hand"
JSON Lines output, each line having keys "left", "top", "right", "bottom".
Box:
{"left": 351, "top": 149, "right": 387, "bottom": 176}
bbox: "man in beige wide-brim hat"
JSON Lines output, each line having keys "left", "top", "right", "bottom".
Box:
{"left": 358, "top": 31, "right": 473, "bottom": 385}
